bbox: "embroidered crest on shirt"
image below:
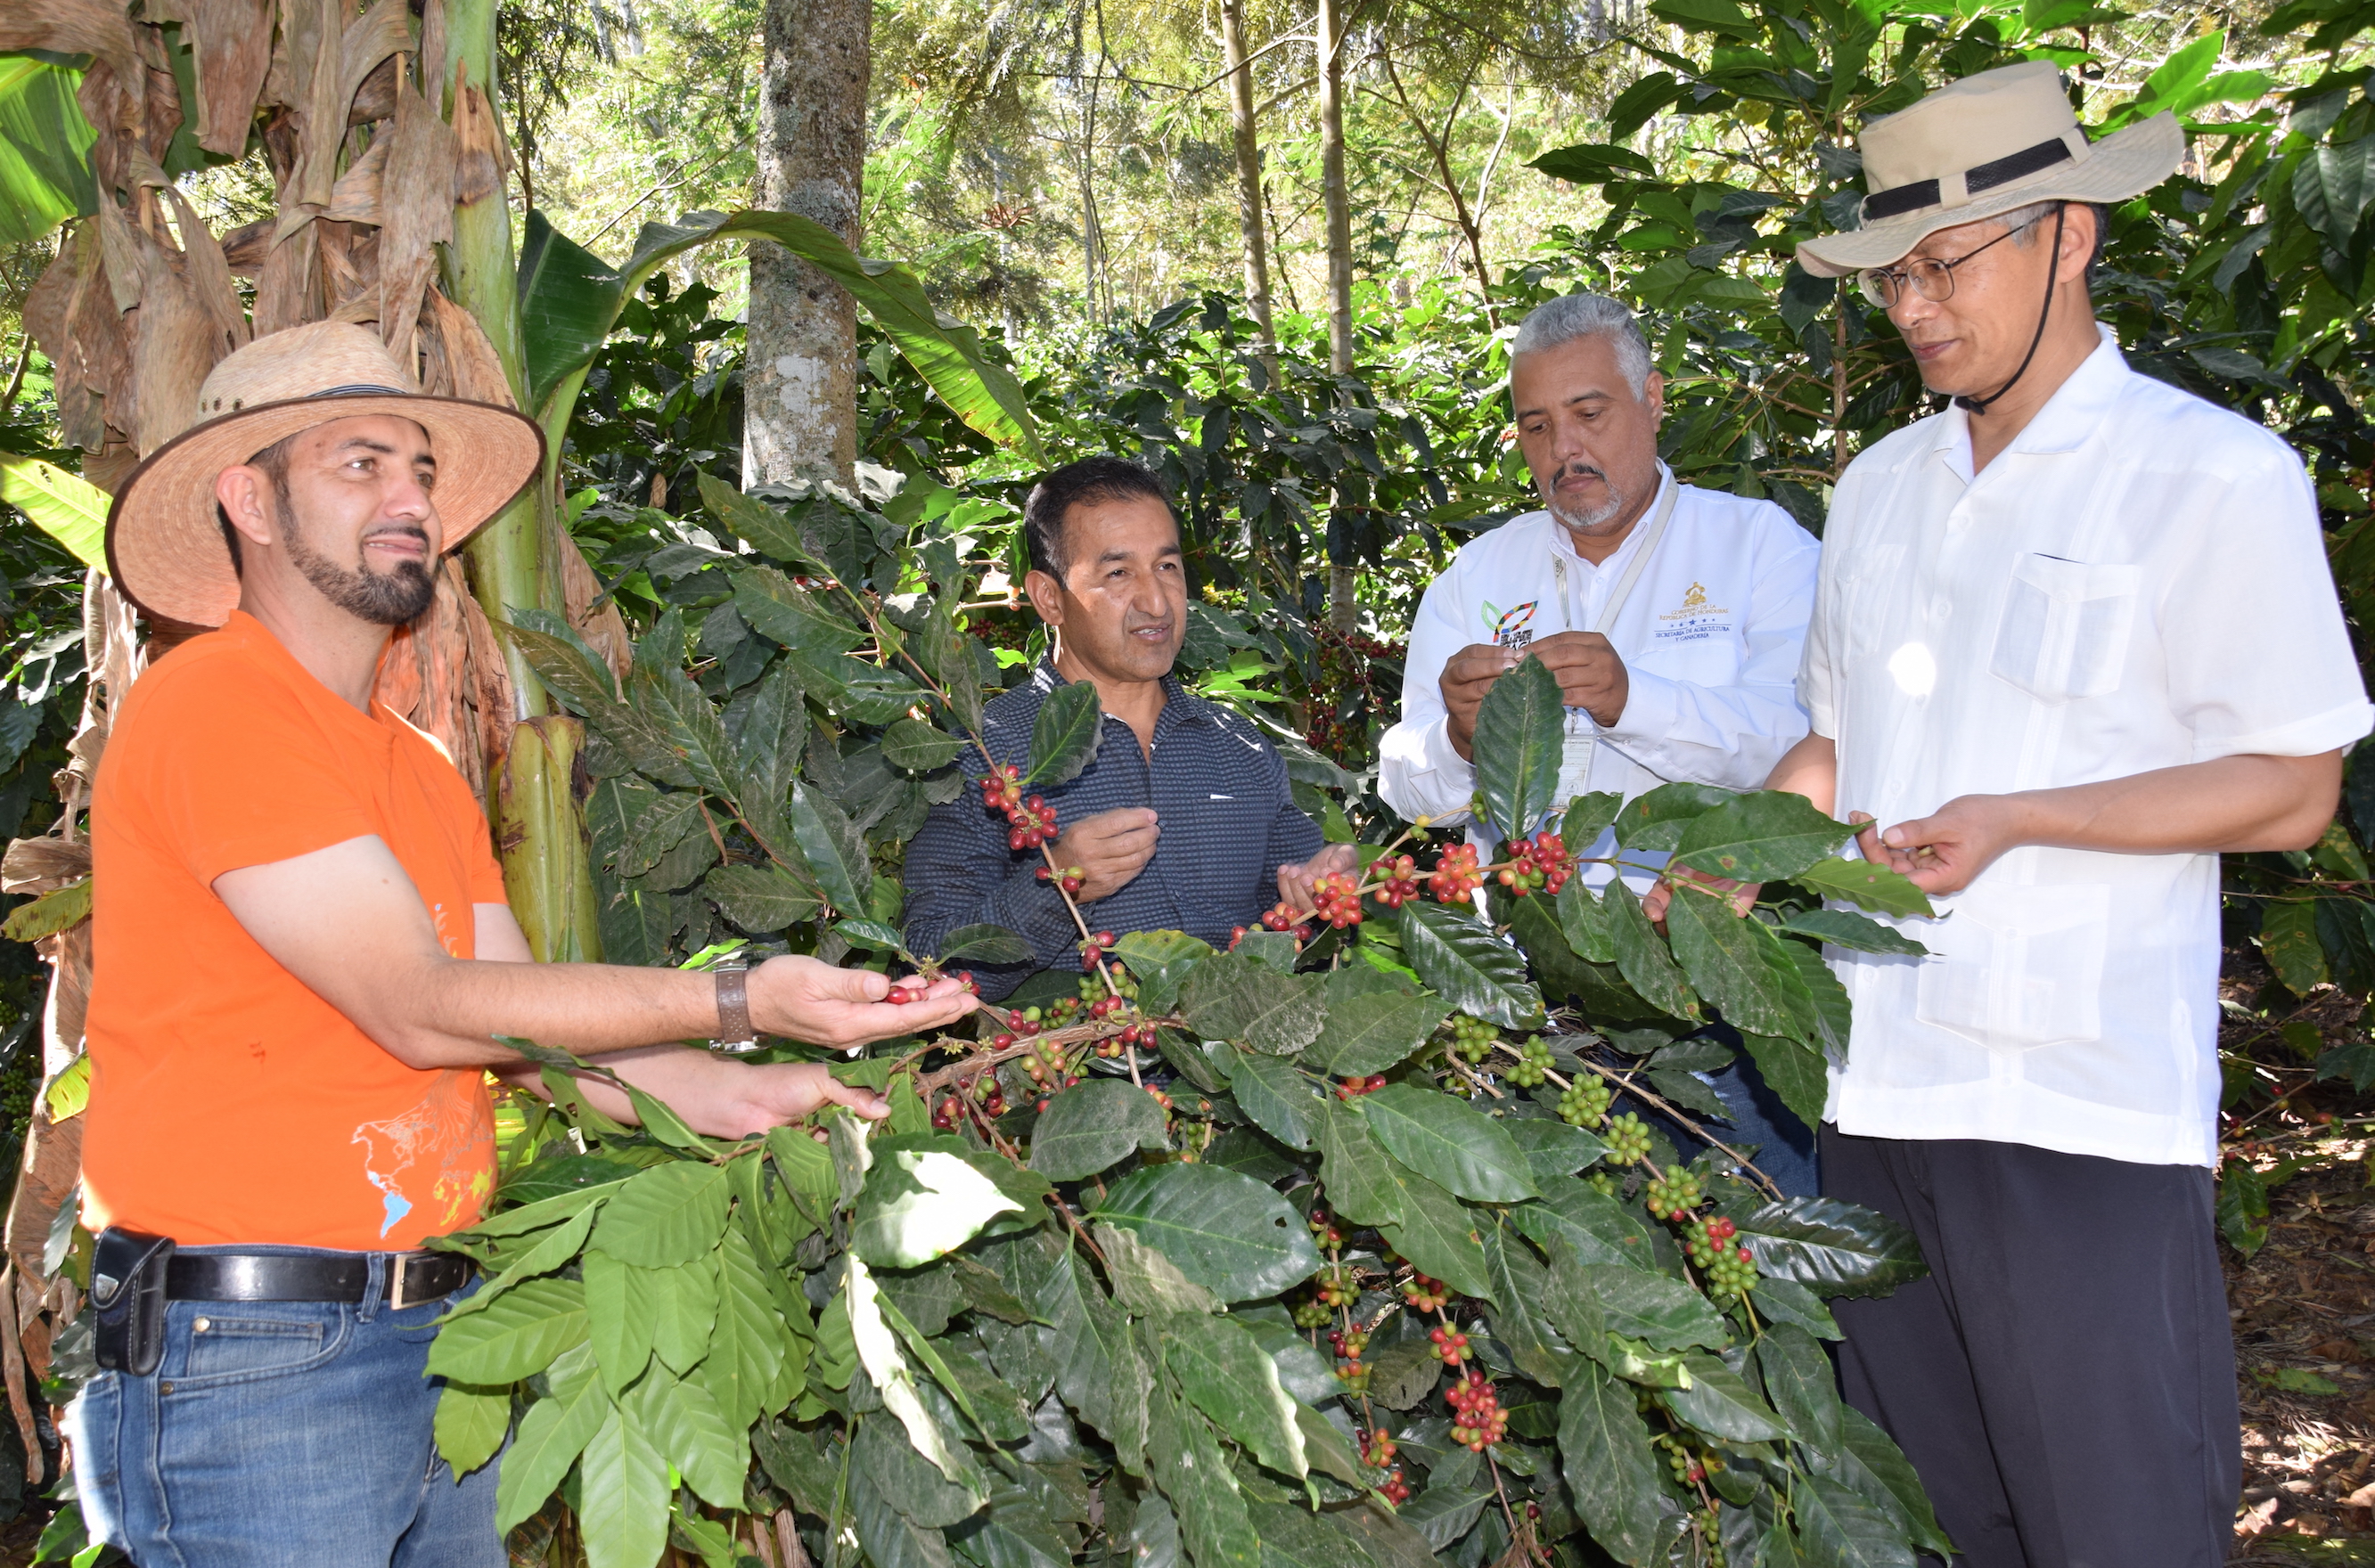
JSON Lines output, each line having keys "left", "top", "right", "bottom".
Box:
{"left": 1654, "top": 581, "right": 1732, "bottom": 645}
{"left": 1484, "top": 600, "right": 1538, "bottom": 649}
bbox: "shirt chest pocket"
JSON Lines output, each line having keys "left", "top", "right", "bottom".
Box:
{"left": 1987, "top": 554, "right": 2140, "bottom": 702}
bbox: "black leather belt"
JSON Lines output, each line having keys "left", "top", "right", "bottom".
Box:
{"left": 166, "top": 1251, "right": 473, "bottom": 1311}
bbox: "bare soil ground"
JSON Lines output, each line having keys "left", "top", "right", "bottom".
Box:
{"left": 2225, "top": 962, "right": 2375, "bottom": 1565}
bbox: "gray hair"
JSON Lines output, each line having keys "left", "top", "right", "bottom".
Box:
{"left": 1511, "top": 293, "right": 1654, "bottom": 400}
{"left": 1992, "top": 199, "right": 2109, "bottom": 284}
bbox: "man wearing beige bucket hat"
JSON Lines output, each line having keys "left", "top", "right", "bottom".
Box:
{"left": 68, "top": 320, "right": 978, "bottom": 1566}
{"left": 1752, "top": 61, "right": 2372, "bottom": 1565}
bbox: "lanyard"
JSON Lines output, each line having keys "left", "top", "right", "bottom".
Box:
{"left": 1545, "top": 468, "right": 1680, "bottom": 813}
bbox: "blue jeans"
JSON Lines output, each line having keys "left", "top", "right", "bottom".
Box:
{"left": 66, "top": 1246, "right": 501, "bottom": 1568}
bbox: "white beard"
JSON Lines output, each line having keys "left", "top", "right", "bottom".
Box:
{"left": 1545, "top": 473, "right": 1628, "bottom": 533}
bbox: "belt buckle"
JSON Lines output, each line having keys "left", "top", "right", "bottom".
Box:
{"left": 389, "top": 1254, "right": 439, "bottom": 1311}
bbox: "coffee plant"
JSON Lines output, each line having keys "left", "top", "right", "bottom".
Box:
{"left": 422, "top": 471, "right": 1945, "bottom": 1568}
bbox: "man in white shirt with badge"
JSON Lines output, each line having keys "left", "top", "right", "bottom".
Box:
{"left": 1380, "top": 292, "right": 1822, "bottom": 1187}
{"left": 1772, "top": 63, "right": 2371, "bottom": 1567}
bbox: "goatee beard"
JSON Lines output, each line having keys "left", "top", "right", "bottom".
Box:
{"left": 287, "top": 519, "right": 438, "bottom": 625}
{"left": 1545, "top": 468, "right": 1628, "bottom": 533}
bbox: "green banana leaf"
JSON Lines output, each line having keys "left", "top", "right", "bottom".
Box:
{"left": 516, "top": 208, "right": 1041, "bottom": 462}
{"left": 0, "top": 55, "right": 98, "bottom": 246}
{"left": 0, "top": 453, "right": 111, "bottom": 573}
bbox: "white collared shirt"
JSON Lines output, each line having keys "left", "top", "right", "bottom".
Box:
{"left": 1380, "top": 477, "right": 1819, "bottom": 886}
{"left": 1806, "top": 330, "right": 2373, "bottom": 1168}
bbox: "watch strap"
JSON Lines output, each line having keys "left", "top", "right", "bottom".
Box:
{"left": 714, "top": 961, "right": 756, "bottom": 1050}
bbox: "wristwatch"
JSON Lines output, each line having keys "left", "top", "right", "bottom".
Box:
{"left": 713, "top": 960, "right": 757, "bottom": 1052}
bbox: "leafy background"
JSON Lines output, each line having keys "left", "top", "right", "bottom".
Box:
{"left": 2, "top": 0, "right": 2375, "bottom": 1556}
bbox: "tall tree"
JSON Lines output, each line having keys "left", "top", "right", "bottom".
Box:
{"left": 746, "top": 0, "right": 871, "bottom": 488}
{"left": 1220, "top": 0, "right": 1277, "bottom": 380}
{"left": 1316, "top": 0, "right": 1358, "bottom": 632}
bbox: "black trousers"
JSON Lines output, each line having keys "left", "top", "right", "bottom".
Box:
{"left": 1822, "top": 1127, "right": 2240, "bottom": 1568}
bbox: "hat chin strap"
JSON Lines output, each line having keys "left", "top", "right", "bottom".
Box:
{"left": 1953, "top": 201, "right": 2066, "bottom": 417}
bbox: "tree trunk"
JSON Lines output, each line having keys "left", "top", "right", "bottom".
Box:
{"left": 1220, "top": 0, "right": 1277, "bottom": 384}
{"left": 746, "top": 0, "right": 870, "bottom": 489}
{"left": 1317, "top": 0, "right": 1358, "bottom": 633}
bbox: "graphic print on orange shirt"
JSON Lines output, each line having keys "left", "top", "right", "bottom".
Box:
{"left": 353, "top": 1070, "right": 497, "bottom": 1239}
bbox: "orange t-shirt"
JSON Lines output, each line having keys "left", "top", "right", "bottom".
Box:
{"left": 83, "top": 612, "right": 507, "bottom": 1250}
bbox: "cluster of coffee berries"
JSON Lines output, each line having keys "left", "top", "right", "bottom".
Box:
{"left": 1312, "top": 872, "right": 1364, "bottom": 928}
{"left": 1694, "top": 1508, "right": 1726, "bottom": 1568}
{"left": 1329, "top": 1325, "right": 1370, "bottom": 1382}
{"left": 1336, "top": 1074, "right": 1388, "bottom": 1100}
{"left": 1078, "top": 930, "right": 1115, "bottom": 971}
{"left": 1657, "top": 1432, "right": 1718, "bottom": 1486}
{"left": 1642, "top": 1164, "right": 1705, "bottom": 1221}
{"left": 1379, "top": 1468, "right": 1411, "bottom": 1504}
{"left": 1291, "top": 1294, "right": 1333, "bottom": 1329}
{"left": 1082, "top": 993, "right": 1154, "bottom": 1055}
{"left": 1557, "top": 1076, "right": 1612, "bottom": 1128}
{"left": 1309, "top": 1206, "right": 1345, "bottom": 1251}
{"left": 1681, "top": 1214, "right": 1740, "bottom": 1269}
{"left": 1702, "top": 1240, "right": 1758, "bottom": 1296}
{"left": 1007, "top": 1037, "right": 1070, "bottom": 1087}
{"left": 1447, "top": 1013, "right": 1497, "bottom": 1065}
{"left": 1313, "top": 1262, "right": 1359, "bottom": 1309}
{"left": 1029, "top": 1074, "right": 1085, "bottom": 1115}
{"left": 1371, "top": 854, "right": 1422, "bottom": 908}
{"left": 1036, "top": 863, "right": 1086, "bottom": 894}
{"left": 1602, "top": 1111, "right": 1654, "bottom": 1164}
{"left": 1428, "top": 843, "right": 1485, "bottom": 903}
{"left": 933, "top": 1075, "right": 1007, "bottom": 1129}
{"left": 978, "top": 768, "right": 1061, "bottom": 849}
{"left": 979, "top": 764, "right": 1024, "bottom": 815}
{"left": 1143, "top": 1086, "right": 1173, "bottom": 1113}
{"left": 1497, "top": 829, "right": 1572, "bottom": 896}
{"left": 1429, "top": 1324, "right": 1472, "bottom": 1365}
{"left": 1400, "top": 1271, "right": 1450, "bottom": 1311}
{"left": 1358, "top": 1427, "right": 1397, "bottom": 1468}
{"left": 1507, "top": 1038, "right": 1553, "bottom": 1087}
{"left": 1257, "top": 902, "right": 1317, "bottom": 942}
{"left": 1446, "top": 1374, "right": 1508, "bottom": 1451}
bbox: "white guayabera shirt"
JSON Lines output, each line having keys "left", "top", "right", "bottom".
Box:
{"left": 1379, "top": 475, "right": 1820, "bottom": 889}
{"left": 1805, "top": 329, "right": 2373, "bottom": 1169}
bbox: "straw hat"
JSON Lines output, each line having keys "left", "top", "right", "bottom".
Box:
{"left": 104, "top": 322, "right": 545, "bottom": 627}
{"left": 1797, "top": 61, "right": 2184, "bottom": 278}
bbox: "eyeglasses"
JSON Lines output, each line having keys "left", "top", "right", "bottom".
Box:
{"left": 1856, "top": 209, "right": 2049, "bottom": 309}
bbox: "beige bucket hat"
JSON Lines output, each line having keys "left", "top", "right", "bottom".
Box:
{"left": 105, "top": 321, "right": 545, "bottom": 627}
{"left": 1797, "top": 61, "right": 2184, "bottom": 278}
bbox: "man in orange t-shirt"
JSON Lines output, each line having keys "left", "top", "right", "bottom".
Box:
{"left": 70, "top": 322, "right": 976, "bottom": 1568}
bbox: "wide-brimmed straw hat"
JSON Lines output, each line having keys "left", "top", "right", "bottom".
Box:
{"left": 105, "top": 321, "right": 544, "bottom": 627}
{"left": 1797, "top": 61, "right": 2184, "bottom": 278}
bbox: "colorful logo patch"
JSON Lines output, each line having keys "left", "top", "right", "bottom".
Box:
{"left": 1485, "top": 600, "right": 1539, "bottom": 649}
